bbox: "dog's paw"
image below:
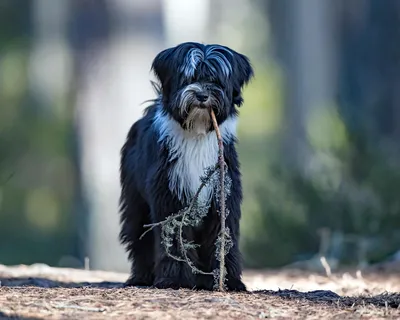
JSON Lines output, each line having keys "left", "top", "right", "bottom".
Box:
{"left": 194, "top": 275, "right": 214, "bottom": 291}
{"left": 226, "top": 278, "right": 247, "bottom": 292}
{"left": 153, "top": 277, "right": 195, "bottom": 290}
{"left": 124, "top": 275, "right": 153, "bottom": 288}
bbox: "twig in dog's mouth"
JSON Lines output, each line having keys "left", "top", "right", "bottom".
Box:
{"left": 209, "top": 108, "right": 227, "bottom": 292}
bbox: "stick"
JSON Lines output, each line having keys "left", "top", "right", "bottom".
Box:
{"left": 210, "top": 108, "right": 226, "bottom": 292}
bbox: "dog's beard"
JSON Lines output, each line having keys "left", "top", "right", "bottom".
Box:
{"left": 177, "top": 84, "right": 223, "bottom": 135}
{"left": 183, "top": 107, "right": 211, "bottom": 135}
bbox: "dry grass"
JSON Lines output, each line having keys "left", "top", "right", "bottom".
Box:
{"left": 1, "top": 264, "right": 400, "bottom": 319}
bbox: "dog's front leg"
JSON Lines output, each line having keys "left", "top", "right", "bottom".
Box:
{"left": 151, "top": 205, "right": 198, "bottom": 290}
{"left": 224, "top": 213, "right": 246, "bottom": 291}
{"left": 223, "top": 145, "right": 247, "bottom": 292}
{"left": 194, "top": 204, "right": 246, "bottom": 292}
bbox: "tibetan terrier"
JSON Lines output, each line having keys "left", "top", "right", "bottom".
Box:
{"left": 119, "top": 42, "right": 254, "bottom": 291}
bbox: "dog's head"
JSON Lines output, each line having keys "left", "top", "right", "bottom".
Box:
{"left": 151, "top": 42, "right": 253, "bottom": 134}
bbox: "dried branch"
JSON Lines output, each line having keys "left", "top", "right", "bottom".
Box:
{"left": 210, "top": 109, "right": 227, "bottom": 292}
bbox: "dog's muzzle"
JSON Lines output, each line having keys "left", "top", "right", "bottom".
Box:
{"left": 195, "top": 92, "right": 209, "bottom": 103}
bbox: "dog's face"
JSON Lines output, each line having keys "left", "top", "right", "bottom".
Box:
{"left": 151, "top": 42, "right": 253, "bottom": 134}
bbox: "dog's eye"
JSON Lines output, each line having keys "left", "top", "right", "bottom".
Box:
{"left": 184, "top": 76, "right": 196, "bottom": 85}
{"left": 181, "top": 78, "right": 193, "bottom": 86}
{"left": 217, "top": 81, "right": 225, "bottom": 89}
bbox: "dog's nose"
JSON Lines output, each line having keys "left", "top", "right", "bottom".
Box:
{"left": 196, "top": 92, "right": 209, "bottom": 102}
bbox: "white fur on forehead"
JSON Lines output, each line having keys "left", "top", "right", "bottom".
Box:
{"left": 153, "top": 106, "right": 237, "bottom": 205}
{"left": 181, "top": 45, "right": 234, "bottom": 78}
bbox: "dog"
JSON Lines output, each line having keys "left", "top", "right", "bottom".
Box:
{"left": 119, "top": 42, "right": 253, "bottom": 291}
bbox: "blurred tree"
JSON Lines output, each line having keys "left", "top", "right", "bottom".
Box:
{"left": 67, "top": 0, "right": 112, "bottom": 268}
{"left": 337, "top": 0, "right": 400, "bottom": 142}
{"left": 241, "top": 0, "right": 400, "bottom": 268}
{"left": 266, "top": 0, "right": 337, "bottom": 176}
{"left": 335, "top": 0, "right": 400, "bottom": 240}
{"left": 69, "top": 0, "right": 165, "bottom": 272}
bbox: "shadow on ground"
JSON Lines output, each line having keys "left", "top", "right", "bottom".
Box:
{"left": 255, "top": 289, "right": 400, "bottom": 309}
{"left": 0, "top": 277, "right": 123, "bottom": 289}
{"left": 0, "top": 310, "right": 41, "bottom": 320}
{"left": 2, "top": 277, "right": 400, "bottom": 310}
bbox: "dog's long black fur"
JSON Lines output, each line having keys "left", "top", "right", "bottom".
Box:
{"left": 119, "top": 42, "right": 253, "bottom": 291}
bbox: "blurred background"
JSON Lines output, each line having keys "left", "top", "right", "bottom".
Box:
{"left": 1, "top": 0, "right": 400, "bottom": 274}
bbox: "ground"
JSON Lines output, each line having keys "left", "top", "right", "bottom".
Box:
{"left": 1, "top": 263, "right": 400, "bottom": 319}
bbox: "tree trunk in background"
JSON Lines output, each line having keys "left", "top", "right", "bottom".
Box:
{"left": 337, "top": 0, "right": 400, "bottom": 145}
{"left": 266, "top": 0, "right": 337, "bottom": 175}
{"left": 161, "top": 0, "right": 210, "bottom": 46}
{"left": 70, "top": 0, "right": 164, "bottom": 272}
{"left": 30, "top": 0, "right": 81, "bottom": 267}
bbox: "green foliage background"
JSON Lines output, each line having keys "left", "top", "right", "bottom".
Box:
{"left": 1, "top": 0, "right": 400, "bottom": 270}
{"left": 0, "top": 2, "right": 77, "bottom": 266}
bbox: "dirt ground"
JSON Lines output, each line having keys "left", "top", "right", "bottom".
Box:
{"left": 1, "top": 263, "right": 400, "bottom": 319}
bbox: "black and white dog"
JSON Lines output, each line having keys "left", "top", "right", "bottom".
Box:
{"left": 119, "top": 42, "right": 253, "bottom": 291}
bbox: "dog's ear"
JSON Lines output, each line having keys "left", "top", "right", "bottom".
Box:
{"left": 232, "top": 52, "right": 254, "bottom": 106}
{"left": 234, "top": 52, "right": 254, "bottom": 88}
{"left": 151, "top": 47, "right": 176, "bottom": 89}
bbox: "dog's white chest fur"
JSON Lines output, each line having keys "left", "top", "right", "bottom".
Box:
{"left": 154, "top": 108, "right": 237, "bottom": 205}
